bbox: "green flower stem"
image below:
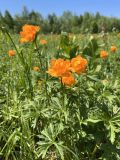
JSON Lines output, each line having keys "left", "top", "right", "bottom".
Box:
{"left": 90, "top": 143, "right": 99, "bottom": 160}
{"left": 34, "top": 39, "right": 42, "bottom": 69}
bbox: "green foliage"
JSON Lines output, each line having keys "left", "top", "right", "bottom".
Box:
{"left": 83, "top": 36, "right": 98, "bottom": 58}
{"left": 91, "top": 22, "right": 99, "bottom": 33}
{"left": 1, "top": 7, "right": 120, "bottom": 34}
{"left": 57, "top": 32, "right": 79, "bottom": 59}
{"left": 0, "top": 26, "right": 120, "bottom": 160}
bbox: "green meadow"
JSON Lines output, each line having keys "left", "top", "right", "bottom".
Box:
{"left": 0, "top": 27, "right": 120, "bottom": 160}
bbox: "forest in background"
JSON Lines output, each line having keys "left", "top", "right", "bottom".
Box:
{"left": 1, "top": 6, "right": 120, "bottom": 34}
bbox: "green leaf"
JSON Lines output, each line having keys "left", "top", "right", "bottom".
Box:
{"left": 83, "top": 36, "right": 98, "bottom": 57}
{"left": 87, "top": 118, "right": 103, "bottom": 123}
{"left": 54, "top": 143, "right": 64, "bottom": 160}
{"left": 110, "top": 123, "right": 116, "bottom": 144}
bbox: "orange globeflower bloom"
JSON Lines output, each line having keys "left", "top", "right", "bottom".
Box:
{"left": 70, "top": 55, "right": 88, "bottom": 74}
{"left": 61, "top": 72, "right": 75, "bottom": 86}
{"left": 47, "top": 58, "right": 70, "bottom": 77}
{"left": 40, "top": 39, "right": 47, "bottom": 45}
{"left": 33, "top": 66, "right": 40, "bottom": 72}
{"left": 110, "top": 45, "right": 117, "bottom": 53}
{"left": 100, "top": 50, "right": 108, "bottom": 58}
{"left": 20, "top": 24, "right": 40, "bottom": 43}
{"left": 8, "top": 50, "right": 15, "bottom": 57}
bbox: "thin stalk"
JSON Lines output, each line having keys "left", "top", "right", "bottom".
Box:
{"left": 45, "top": 50, "right": 50, "bottom": 104}
{"left": 3, "top": 28, "right": 19, "bottom": 55}
{"left": 90, "top": 143, "right": 99, "bottom": 160}
{"left": 34, "top": 40, "right": 42, "bottom": 69}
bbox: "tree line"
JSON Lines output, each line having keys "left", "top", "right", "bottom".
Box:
{"left": 0, "top": 6, "right": 120, "bottom": 34}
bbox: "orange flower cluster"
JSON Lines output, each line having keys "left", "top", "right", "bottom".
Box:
{"left": 40, "top": 39, "right": 47, "bottom": 45}
{"left": 110, "top": 45, "right": 117, "bottom": 53}
{"left": 20, "top": 25, "right": 40, "bottom": 43}
{"left": 47, "top": 55, "right": 88, "bottom": 86}
{"left": 8, "top": 50, "right": 16, "bottom": 57}
{"left": 100, "top": 51, "right": 108, "bottom": 58}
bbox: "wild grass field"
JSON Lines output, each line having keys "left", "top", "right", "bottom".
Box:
{"left": 0, "top": 25, "right": 120, "bottom": 160}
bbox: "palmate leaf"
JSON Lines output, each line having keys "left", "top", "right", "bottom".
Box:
{"left": 37, "top": 142, "right": 52, "bottom": 159}
{"left": 54, "top": 143, "right": 65, "bottom": 160}
{"left": 37, "top": 123, "right": 79, "bottom": 160}
{"left": 51, "top": 97, "right": 69, "bottom": 123}
{"left": 111, "top": 112, "right": 120, "bottom": 123}
{"left": 37, "top": 141, "right": 65, "bottom": 160}
{"left": 109, "top": 111, "right": 120, "bottom": 144}
{"left": 101, "top": 91, "right": 116, "bottom": 104}
{"left": 87, "top": 110, "right": 120, "bottom": 144}
{"left": 37, "top": 123, "right": 65, "bottom": 159}
{"left": 101, "top": 142, "right": 120, "bottom": 159}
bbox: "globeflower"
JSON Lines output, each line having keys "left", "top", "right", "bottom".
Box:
{"left": 100, "top": 50, "right": 108, "bottom": 58}
{"left": 70, "top": 55, "right": 88, "bottom": 74}
{"left": 61, "top": 72, "right": 75, "bottom": 86}
{"left": 110, "top": 45, "right": 117, "bottom": 53}
{"left": 47, "top": 58, "right": 70, "bottom": 77}
{"left": 33, "top": 66, "right": 40, "bottom": 72}
{"left": 20, "top": 24, "right": 40, "bottom": 43}
{"left": 8, "top": 50, "right": 16, "bottom": 57}
{"left": 40, "top": 39, "right": 47, "bottom": 45}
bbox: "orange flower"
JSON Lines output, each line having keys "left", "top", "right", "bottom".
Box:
{"left": 20, "top": 24, "right": 40, "bottom": 43}
{"left": 47, "top": 59, "right": 70, "bottom": 77}
{"left": 61, "top": 72, "right": 75, "bottom": 86}
{"left": 33, "top": 66, "right": 40, "bottom": 72}
{"left": 100, "top": 50, "right": 108, "bottom": 58}
{"left": 70, "top": 55, "right": 88, "bottom": 74}
{"left": 40, "top": 39, "right": 47, "bottom": 45}
{"left": 8, "top": 50, "right": 15, "bottom": 57}
{"left": 110, "top": 45, "right": 117, "bottom": 52}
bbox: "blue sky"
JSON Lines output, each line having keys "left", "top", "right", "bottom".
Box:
{"left": 0, "top": 0, "right": 120, "bottom": 18}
